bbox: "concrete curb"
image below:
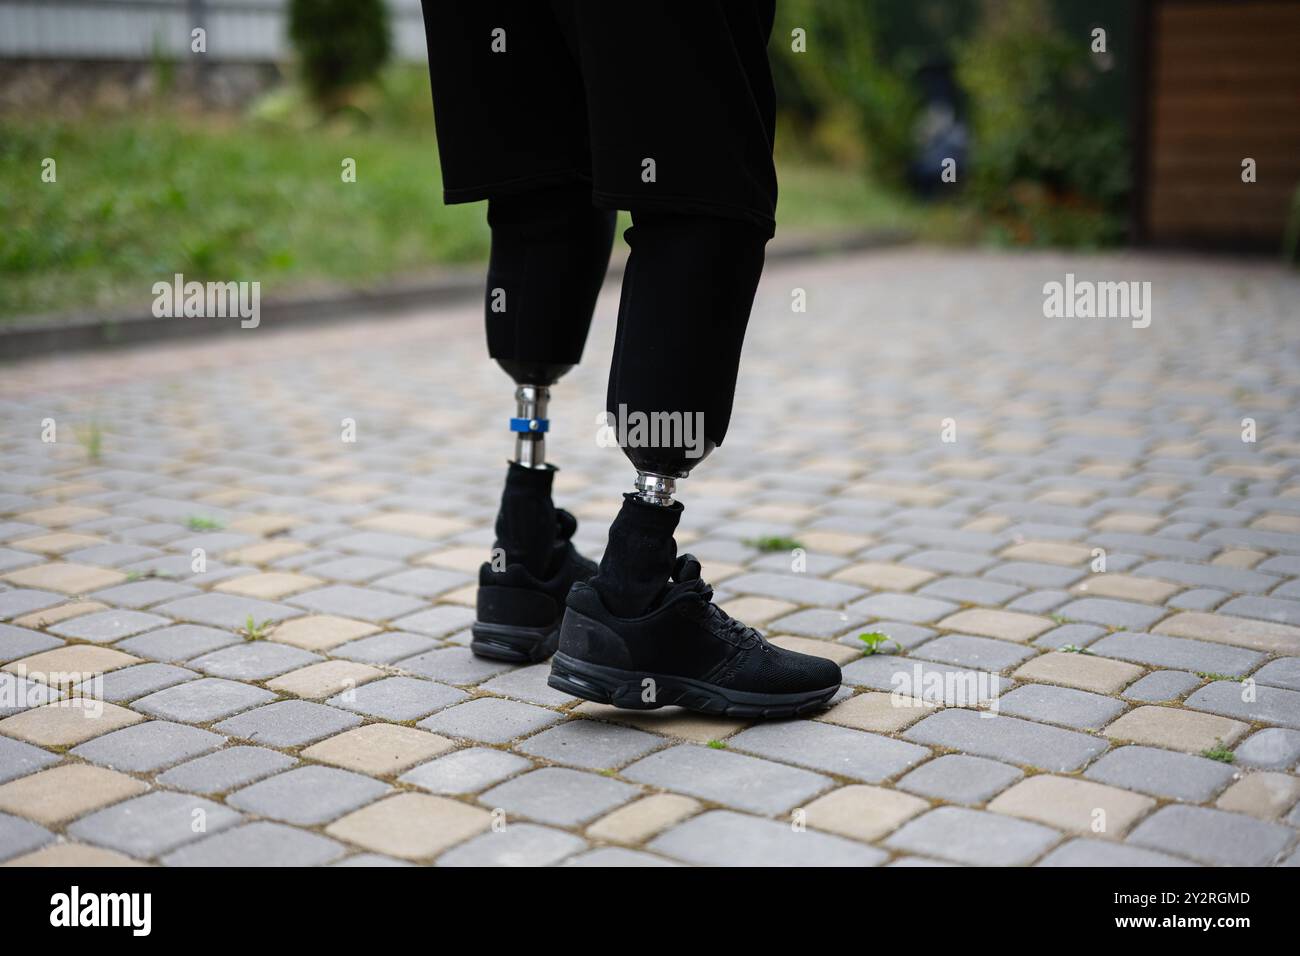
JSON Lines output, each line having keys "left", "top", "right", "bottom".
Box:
{"left": 0, "top": 228, "right": 911, "bottom": 362}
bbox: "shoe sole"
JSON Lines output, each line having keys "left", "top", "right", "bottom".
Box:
{"left": 548, "top": 651, "right": 839, "bottom": 720}
{"left": 471, "top": 621, "right": 560, "bottom": 663}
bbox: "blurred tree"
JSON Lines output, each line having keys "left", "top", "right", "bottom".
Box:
{"left": 287, "top": 0, "right": 392, "bottom": 113}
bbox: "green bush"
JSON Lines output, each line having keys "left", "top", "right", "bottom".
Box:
{"left": 287, "top": 0, "right": 392, "bottom": 112}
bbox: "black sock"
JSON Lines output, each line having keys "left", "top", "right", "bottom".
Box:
{"left": 493, "top": 462, "right": 557, "bottom": 578}
{"left": 591, "top": 494, "right": 683, "bottom": 617}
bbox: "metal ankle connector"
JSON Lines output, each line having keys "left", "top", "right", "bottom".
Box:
{"left": 511, "top": 384, "right": 550, "bottom": 469}
{"left": 634, "top": 471, "right": 676, "bottom": 506}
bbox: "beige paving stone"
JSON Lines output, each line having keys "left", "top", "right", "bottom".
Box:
{"left": 4, "top": 644, "right": 141, "bottom": 679}
{"left": 1135, "top": 482, "right": 1183, "bottom": 500}
{"left": 818, "top": 691, "right": 937, "bottom": 733}
{"left": 574, "top": 702, "right": 747, "bottom": 744}
{"left": 844, "top": 481, "right": 947, "bottom": 507}
{"left": 803, "top": 784, "right": 930, "bottom": 843}
{"left": 0, "top": 763, "right": 147, "bottom": 825}
{"left": 717, "top": 596, "right": 796, "bottom": 627}
{"left": 689, "top": 478, "right": 760, "bottom": 499}
{"left": 1213, "top": 463, "right": 1284, "bottom": 480}
{"left": 1103, "top": 705, "right": 1248, "bottom": 754}
{"left": 1215, "top": 772, "right": 1300, "bottom": 820}
{"left": 586, "top": 794, "right": 700, "bottom": 844}
{"left": 355, "top": 512, "right": 469, "bottom": 540}
{"left": 831, "top": 562, "right": 935, "bottom": 591}
{"left": 931, "top": 459, "right": 999, "bottom": 479}
{"left": 1211, "top": 549, "right": 1266, "bottom": 569}
{"left": 1013, "top": 652, "right": 1144, "bottom": 695}
{"left": 35, "top": 481, "right": 106, "bottom": 500}
{"left": 418, "top": 547, "right": 489, "bottom": 573}
{"left": 1151, "top": 441, "right": 1204, "bottom": 459}
{"left": 12, "top": 601, "right": 109, "bottom": 629}
{"left": 987, "top": 775, "right": 1154, "bottom": 839}
{"left": 224, "top": 540, "right": 311, "bottom": 564}
{"left": 1071, "top": 573, "right": 1180, "bottom": 604}
{"left": 1091, "top": 513, "right": 1164, "bottom": 534}
{"left": 770, "top": 635, "right": 861, "bottom": 665}
{"left": 266, "top": 660, "right": 384, "bottom": 699}
{"left": 195, "top": 488, "right": 258, "bottom": 507}
{"left": 9, "top": 532, "right": 105, "bottom": 555}
{"left": 2, "top": 562, "right": 128, "bottom": 595}
{"left": 3, "top": 843, "right": 148, "bottom": 867}
{"left": 794, "top": 530, "right": 872, "bottom": 556}
{"left": 1250, "top": 514, "right": 1300, "bottom": 534}
{"left": 16, "top": 505, "right": 109, "bottom": 528}
{"left": 1154, "top": 612, "right": 1300, "bottom": 655}
{"left": 325, "top": 793, "right": 491, "bottom": 860}
{"left": 0, "top": 701, "right": 144, "bottom": 747}
{"left": 961, "top": 515, "right": 1011, "bottom": 534}
{"left": 214, "top": 572, "right": 322, "bottom": 600}
{"left": 316, "top": 482, "right": 389, "bottom": 503}
{"left": 270, "top": 615, "right": 379, "bottom": 651}
{"left": 226, "top": 513, "right": 302, "bottom": 536}
{"left": 1077, "top": 464, "right": 1132, "bottom": 480}
{"left": 1034, "top": 489, "right": 1099, "bottom": 507}
{"left": 738, "top": 503, "right": 819, "bottom": 524}
{"left": 999, "top": 541, "right": 1093, "bottom": 566}
{"left": 302, "top": 724, "right": 453, "bottom": 776}
{"left": 984, "top": 433, "right": 1045, "bottom": 454}
{"left": 697, "top": 560, "right": 744, "bottom": 585}
{"left": 438, "top": 584, "right": 477, "bottom": 607}
{"left": 936, "top": 608, "right": 1053, "bottom": 643}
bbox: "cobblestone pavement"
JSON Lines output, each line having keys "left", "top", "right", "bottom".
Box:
{"left": 2, "top": 247, "right": 1300, "bottom": 867}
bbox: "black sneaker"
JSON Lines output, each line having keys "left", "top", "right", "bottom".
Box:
{"left": 471, "top": 510, "right": 597, "bottom": 663}
{"left": 550, "top": 555, "right": 842, "bottom": 719}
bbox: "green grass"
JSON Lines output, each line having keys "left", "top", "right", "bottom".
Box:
{"left": 186, "top": 515, "right": 223, "bottom": 531}
{"left": 1201, "top": 743, "right": 1235, "bottom": 764}
{"left": 858, "top": 631, "right": 901, "bottom": 656}
{"left": 743, "top": 535, "right": 804, "bottom": 553}
{"left": 1, "top": 84, "right": 922, "bottom": 321}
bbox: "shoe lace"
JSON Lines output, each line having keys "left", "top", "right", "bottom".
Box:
{"left": 682, "top": 578, "right": 763, "bottom": 645}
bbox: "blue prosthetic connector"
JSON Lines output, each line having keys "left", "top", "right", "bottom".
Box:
{"left": 510, "top": 417, "right": 549, "bottom": 434}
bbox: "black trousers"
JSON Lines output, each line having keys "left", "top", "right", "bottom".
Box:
{"left": 422, "top": 1, "right": 777, "bottom": 467}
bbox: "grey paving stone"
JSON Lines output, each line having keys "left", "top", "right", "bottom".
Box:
{"left": 518, "top": 720, "right": 665, "bottom": 770}
{"left": 650, "top": 809, "right": 885, "bottom": 867}
{"left": 849, "top": 592, "right": 960, "bottom": 624}
{"left": 1185, "top": 680, "right": 1300, "bottom": 730}
{"left": 1032, "top": 623, "right": 1107, "bottom": 650}
{"left": 329, "top": 531, "right": 437, "bottom": 559}
{"left": 67, "top": 791, "right": 242, "bottom": 859}
{"left": 154, "top": 592, "right": 302, "bottom": 629}
{"left": 157, "top": 746, "right": 297, "bottom": 794}
{"left": 188, "top": 641, "right": 322, "bottom": 680}
{"left": 75, "top": 662, "right": 197, "bottom": 703}
{"left": 623, "top": 744, "right": 831, "bottom": 815}
{"left": 903, "top": 709, "right": 1108, "bottom": 771}
{"left": 897, "top": 753, "right": 1023, "bottom": 805}
{"left": 841, "top": 654, "right": 1010, "bottom": 702}
{"left": 730, "top": 720, "right": 929, "bottom": 782}
{"left": 88, "top": 580, "right": 200, "bottom": 609}
{"left": 1253, "top": 657, "right": 1300, "bottom": 691}
{"left": 479, "top": 662, "right": 576, "bottom": 707}
{"left": 996, "top": 683, "right": 1128, "bottom": 730}
{"left": 304, "top": 555, "right": 406, "bottom": 583}
{"left": 371, "top": 567, "right": 471, "bottom": 598}
{"left": 396, "top": 645, "right": 513, "bottom": 684}
{"left": 418, "top": 697, "right": 561, "bottom": 743}
{"left": 214, "top": 700, "right": 362, "bottom": 747}
{"left": 911, "top": 634, "right": 1035, "bottom": 672}
{"left": 332, "top": 630, "right": 437, "bottom": 664}
{"left": 564, "top": 847, "right": 681, "bottom": 867}
{"left": 327, "top": 675, "right": 466, "bottom": 721}
{"left": 0, "top": 811, "right": 53, "bottom": 862}
{"left": 750, "top": 551, "right": 847, "bottom": 576}
{"left": 0, "top": 547, "right": 40, "bottom": 574}
{"left": 836, "top": 621, "right": 936, "bottom": 651}
{"left": 884, "top": 806, "right": 1061, "bottom": 865}
{"left": 1234, "top": 728, "right": 1300, "bottom": 769}
{"left": 133, "top": 677, "right": 277, "bottom": 723}
{"left": 228, "top": 765, "right": 389, "bottom": 825}
{"left": 1090, "top": 533, "right": 1215, "bottom": 562}
{"left": 400, "top": 747, "right": 532, "bottom": 795}
{"left": 1166, "top": 588, "right": 1228, "bottom": 611}
{"left": 0, "top": 622, "right": 62, "bottom": 662}
{"left": 115, "top": 624, "right": 242, "bottom": 661}
{"left": 65, "top": 543, "right": 162, "bottom": 567}
{"left": 162, "top": 820, "right": 347, "bottom": 867}
{"left": 45, "top": 609, "right": 170, "bottom": 643}
{"left": 768, "top": 607, "right": 869, "bottom": 639}
{"left": 1123, "top": 670, "right": 1202, "bottom": 702}
{"left": 0, "top": 672, "right": 61, "bottom": 716}
{"left": 903, "top": 549, "right": 997, "bottom": 575}
{"left": 0, "top": 589, "right": 63, "bottom": 622}
{"left": 436, "top": 823, "right": 587, "bottom": 867}
{"left": 721, "top": 572, "right": 864, "bottom": 607}
{"left": 1088, "top": 631, "right": 1263, "bottom": 676}
{"left": 1135, "top": 560, "right": 1279, "bottom": 594}
{"left": 918, "top": 577, "right": 1024, "bottom": 607}
{"left": 332, "top": 853, "right": 415, "bottom": 867}
{"left": 389, "top": 604, "right": 477, "bottom": 637}
{"left": 287, "top": 584, "right": 426, "bottom": 623}
{"left": 1036, "top": 838, "right": 1197, "bottom": 867}
{"left": 1005, "top": 590, "right": 1071, "bottom": 614}
{"left": 0, "top": 735, "right": 61, "bottom": 784}
{"left": 1084, "top": 745, "right": 1237, "bottom": 802}
{"left": 480, "top": 766, "right": 638, "bottom": 826}
{"left": 1219, "top": 595, "right": 1300, "bottom": 627}
{"left": 1128, "top": 805, "right": 1294, "bottom": 866}
{"left": 986, "top": 561, "right": 1086, "bottom": 589}
{"left": 71, "top": 720, "right": 224, "bottom": 772}
{"left": 1055, "top": 597, "right": 1167, "bottom": 630}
